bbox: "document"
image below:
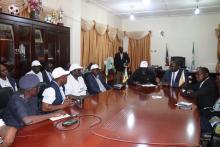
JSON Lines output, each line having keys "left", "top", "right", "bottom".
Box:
{"left": 49, "top": 114, "right": 71, "bottom": 121}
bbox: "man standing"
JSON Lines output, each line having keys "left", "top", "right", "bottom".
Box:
{"left": 42, "top": 67, "right": 73, "bottom": 112}
{"left": 114, "top": 47, "right": 130, "bottom": 84}
{"left": 0, "top": 64, "right": 17, "bottom": 91}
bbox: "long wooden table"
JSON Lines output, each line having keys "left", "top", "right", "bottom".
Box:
{"left": 12, "top": 86, "right": 200, "bottom": 147}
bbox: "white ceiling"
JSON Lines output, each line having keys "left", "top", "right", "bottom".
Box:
{"left": 86, "top": 0, "right": 220, "bottom": 18}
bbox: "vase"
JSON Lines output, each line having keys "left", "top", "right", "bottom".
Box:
{"left": 29, "top": 11, "right": 39, "bottom": 20}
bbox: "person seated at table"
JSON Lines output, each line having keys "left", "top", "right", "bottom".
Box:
{"left": 65, "top": 64, "right": 88, "bottom": 97}
{"left": 182, "top": 67, "right": 219, "bottom": 134}
{"left": 42, "top": 61, "right": 54, "bottom": 86}
{"left": 161, "top": 61, "right": 187, "bottom": 87}
{"left": 3, "top": 74, "right": 64, "bottom": 129}
{"left": 0, "top": 64, "right": 18, "bottom": 92}
{"left": 182, "top": 67, "right": 219, "bottom": 111}
{"left": 42, "top": 67, "right": 74, "bottom": 112}
{"left": 128, "top": 61, "right": 157, "bottom": 85}
{"left": 85, "top": 64, "right": 111, "bottom": 95}
{"left": 0, "top": 119, "right": 17, "bottom": 147}
{"left": 26, "top": 60, "right": 43, "bottom": 82}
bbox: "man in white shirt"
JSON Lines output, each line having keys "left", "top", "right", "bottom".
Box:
{"left": 0, "top": 64, "right": 17, "bottom": 91}
{"left": 65, "top": 64, "right": 88, "bottom": 97}
{"left": 42, "top": 67, "right": 74, "bottom": 112}
{"left": 26, "top": 60, "right": 43, "bottom": 82}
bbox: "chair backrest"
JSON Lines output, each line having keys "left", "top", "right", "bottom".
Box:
{"left": 171, "top": 56, "right": 185, "bottom": 68}
{"left": 0, "top": 87, "right": 13, "bottom": 117}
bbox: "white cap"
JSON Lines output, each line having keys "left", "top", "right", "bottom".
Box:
{"left": 69, "top": 64, "right": 83, "bottom": 71}
{"left": 140, "top": 61, "right": 148, "bottom": 68}
{"left": 52, "top": 67, "right": 70, "bottom": 79}
{"left": 31, "top": 60, "right": 41, "bottom": 67}
{"left": 90, "top": 64, "right": 99, "bottom": 70}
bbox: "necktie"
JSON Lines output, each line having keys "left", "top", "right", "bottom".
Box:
{"left": 171, "top": 72, "right": 175, "bottom": 86}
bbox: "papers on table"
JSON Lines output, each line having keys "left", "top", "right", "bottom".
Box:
{"left": 49, "top": 114, "right": 71, "bottom": 121}
{"left": 175, "top": 101, "right": 192, "bottom": 110}
{"left": 140, "top": 84, "right": 156, "bottom": 87}
{"left": 152, "top": 95, "right": 162, "bottom": 99}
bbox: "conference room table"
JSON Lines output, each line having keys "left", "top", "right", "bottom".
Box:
{"left": 12, "top": 85, "right": 200, "bottom": 147}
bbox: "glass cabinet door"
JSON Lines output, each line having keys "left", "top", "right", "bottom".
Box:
{"left": 16, "top": 25, "right": 32, "bottom": 77}
{"left": 34, "top": 29, "right": 45, "bottom": 62}
{"left": 0, "top": 23, "right": 14, "bottom": 65}
{"left": 45, "top": 31, "right": 57, "bottom": 64}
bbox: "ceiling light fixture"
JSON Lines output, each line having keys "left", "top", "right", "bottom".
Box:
{"left": 129, "top": 14, "right": 135, "bottom": 21}
{"left": 142, "top": 0, "right": 151, "bottom": 6}
{"left": 194, "top": 0, "right": 200, "bottom": 15}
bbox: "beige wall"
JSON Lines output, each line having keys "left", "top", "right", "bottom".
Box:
{"left": 122, "top": 14, "right": 220, "bottom": 71}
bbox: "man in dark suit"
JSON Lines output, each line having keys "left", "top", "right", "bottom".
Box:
{"left": 85, "top": 64, "right": 111, "bottom": 95}
{"left": 128, "top": 61, "right": 157, "bottom": 85}
{"left": 0, "top": 64, "right": 17, "bottom": 92}
{"left": 161, "top": 61, "right": 187, "bottom": 87}
{"left": 114, "top": 46, "right": 130, "bottom": 84}
{"left": 182, "top": 67, "right": 219, "bottom": 110}
{"left": 182, "top": 67, "right": 219, "bottom": 134}
{"left": 42, "top": 62, "right": 54, "bottom": 86}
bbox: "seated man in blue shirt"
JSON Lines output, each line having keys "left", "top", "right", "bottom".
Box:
{"left": 42, "top": 67, "right": 74, "bottom": 112}
{"left": 85, "top": 64, "right": 111, "bottom": 95}
{"left": 3, "top": 74, "right": 65, "bottom": 129}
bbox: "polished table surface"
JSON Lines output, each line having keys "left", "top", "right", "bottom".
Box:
{"left": 12, "top": 86, "right": 200, "bottom": 147}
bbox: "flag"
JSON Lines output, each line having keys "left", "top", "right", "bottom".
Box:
{"left": 178, "top": 70, "right": 186, "bottom": 87}
{"left": 165, "top": 44, "right": 169, "bottom": 66}
{"left": 191, "top": 42, "right": 195, "bottom": 70}
{"left": 122, "top": 67, "right": 128, "bottom": 83}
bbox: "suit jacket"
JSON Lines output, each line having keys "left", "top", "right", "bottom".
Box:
{"left": 191, "top": 78, "right": 219, "bottom": 109}
{"left": 161, "top": 69, "right": 186, "bottom": 87}
{"left": 114, "top": 52, "right": 130, "bottom": 72}
{"left": 42, "top": 70, "right": 52, "bottom": 86}
{"left": 85, "top": 73, "right": 111, "bottom": 95}
{"left": 128, "top": 68, "right": 157, "bottom": 85}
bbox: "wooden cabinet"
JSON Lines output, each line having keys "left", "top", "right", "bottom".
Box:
{"left": 0, "top": 12, "right": 70, "bottom": 78}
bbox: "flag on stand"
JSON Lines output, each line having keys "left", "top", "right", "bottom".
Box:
{"left": 165, "top": 44, "right": 169, "bottom": 66}
{"left": 178, "top": 71, "right": 186, "bottom": 87}
{"left": 190, "top": 42, "right": 195, "bottom": 70}
{"left": 122, "top": 67, "right": 128, "bottom": 83}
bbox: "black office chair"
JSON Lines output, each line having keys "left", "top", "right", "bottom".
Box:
{"left": 171, "top": 56, "right": 186, "bottom": 68}
{"left": 0, "top": 87, "right": 13, "bottom": 118}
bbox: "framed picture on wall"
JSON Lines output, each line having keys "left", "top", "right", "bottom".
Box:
{"left": 35, "top": 29, "right": 43, "bottom": 43}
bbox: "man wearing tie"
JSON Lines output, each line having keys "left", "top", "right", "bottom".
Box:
{"left": 114, "top": 47, "right": 130, "bottom": 84}
{"left": 42, "top": 62, "right": 54, "bottom": 86}
{"left": 161, "top": 61, "right": 186, "bottom": 87}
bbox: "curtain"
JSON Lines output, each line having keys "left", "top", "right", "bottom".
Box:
{"left": 81, "top": 19, "right": 122, "bottom": 69}
{"left": 216, "top": 24, "right": 220, "bottom": 81}
{"left": 128, "top": 33, "right": 151, "bottom": 72}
